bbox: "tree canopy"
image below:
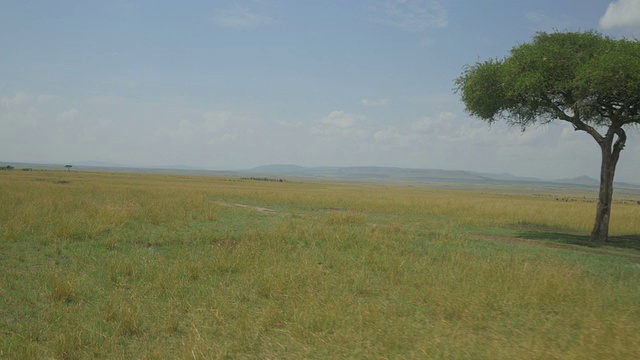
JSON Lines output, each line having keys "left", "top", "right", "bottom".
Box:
{"left": 456, "top": 31, "right": 640, "bottom": 132}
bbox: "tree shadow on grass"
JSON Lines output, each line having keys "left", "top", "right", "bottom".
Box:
{"left": 516, "top": 230, "right": 640, "bottom": 252}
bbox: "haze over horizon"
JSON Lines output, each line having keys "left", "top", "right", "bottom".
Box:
{"left": 2, "top": 1, "right": 640, "bottom": 183}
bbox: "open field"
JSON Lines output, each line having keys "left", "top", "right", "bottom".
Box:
{"left": 1, "top": 170, "right": 640, "bottom": 359}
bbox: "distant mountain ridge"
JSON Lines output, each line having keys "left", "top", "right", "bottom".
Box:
{"left": 555, "top": 175, "right": 599, "bottom": 186}
{"left": 249, "top": 164, "right": 492, "bottom": 182}
{"left": 3, "top": 161, "right": 639, "bottom": 189}
{"left": 246, "top": 164, "right": 640, "bottom": 188}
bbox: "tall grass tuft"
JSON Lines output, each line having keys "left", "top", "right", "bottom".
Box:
{"left": 49, "top": 274, "right": 78, "bottom": 303}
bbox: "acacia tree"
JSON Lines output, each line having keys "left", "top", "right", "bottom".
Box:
{"left": 455, "top": 31, "right": 640, "bottom": 242}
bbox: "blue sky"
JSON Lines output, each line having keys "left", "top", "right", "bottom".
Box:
{"left": 2, "top": 0, "right": 640, "bottom": 182}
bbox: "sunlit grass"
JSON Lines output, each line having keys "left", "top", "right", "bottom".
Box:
{"left": 1, "top": 170, "right": 639, "bottom": 358}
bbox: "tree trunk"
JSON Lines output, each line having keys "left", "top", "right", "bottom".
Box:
{"left": 590, "top": 143, "right": 620, "bottom": 243}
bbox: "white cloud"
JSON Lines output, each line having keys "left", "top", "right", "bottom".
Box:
{"left": 316, "top": 111, "right": 363, "bottom": 134}
{"left": 155, "top": 110, "right": 254, "bottom": 146}
{"left": 367, "top": 112, "right": 571, "bottom": 174}
{"left": 320, "top": 111, "right": 361, "bottom": 129}
{"left": 1, "top": 91, "right": 53, "bottom": 108}
{"left": 0, "top": 91, "right": 29, "bottom": 108}
{"left": 0, "top": 91, "right": 57, "bottom": 132}
{"left": 361, "top": 98, "right": 390, "bottom": 107}
{"left": 213, "top": 5, "right": 274, "bottom": 29}
{"left": 409, "top": 111, "right": 456, "bottom": 133}
{"left": 314, "top": 111, "right": 369, "bottom": 137}
{"left": 372, "top": 0, "right": 447, "bottom": 32}
{"left": 207, "top": 133, "right": 236, "bottom": 145}
{"left": 373, "top": 127, "right": 415, "bottom": 148}
{"left": 56, "top": 108, "right": 80, "bottom": 123}
{"left": 276, "top": 119, "right": 302, "bottom": 128}
{"left": 600, "top": 0, "right": 640, "bottom": 29}
{"left": 37, "top": 95, "right": 56, "bottom": 103}
{"left": 202, "top": 111, "right": 234, "bottom": 132}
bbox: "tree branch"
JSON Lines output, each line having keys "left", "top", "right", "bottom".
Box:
{"left": 543, "top": 94, "right": 604, "bottom": 142}
{"left": 613, "top": 127, "right": 627, "bottom": 155}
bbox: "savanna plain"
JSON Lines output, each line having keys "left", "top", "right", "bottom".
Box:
{"left": 1, "top": 170, "right": 640, "bottom": 359}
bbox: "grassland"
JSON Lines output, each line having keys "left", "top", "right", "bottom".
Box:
{"left": 1, "top": 170, "right": 640, "bottom": 359}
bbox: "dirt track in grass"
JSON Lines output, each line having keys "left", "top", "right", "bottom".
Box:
{"left": 215, "top": 201, "right": 306, "bottom": 217}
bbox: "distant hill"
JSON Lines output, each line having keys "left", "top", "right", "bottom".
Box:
{"left": 244, "top": 164, "right": 640, "bottom": 189}
{"left": 475, "top": 172, "right": 543, "bottom": 182}
{"left": 3, "top": 160, "right": 639, "bottom": 190}
{"left": 246, "top": 165, "right": 541, "bottom": 185}
{"left": 555, "top": 175, "right": 599, "bottom": 186}
{"left": 73, "top": 160, "right": 122, "bottom": 167}
{"left": 249, "top": 164, "right": 308, "bottom": 174}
